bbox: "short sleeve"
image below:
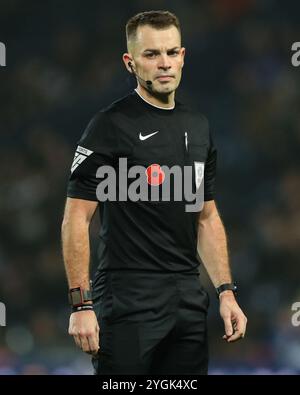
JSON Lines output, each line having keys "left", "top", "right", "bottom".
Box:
{"left": 66, "top": 111, "right": 118, "bottom": 201}
{"left": 204, "top": 130, "right": 217, "bottom": 201}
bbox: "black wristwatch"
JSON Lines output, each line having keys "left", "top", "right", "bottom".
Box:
{"left": 68, "top": 287, "right": 92, "bottom": 307}
{"left": 216, "top": 282, "right": 237, "bottom": 299}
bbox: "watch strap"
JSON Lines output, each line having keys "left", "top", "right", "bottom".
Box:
{"left": 216, "top": 283, "right": 237, "bottom": 298}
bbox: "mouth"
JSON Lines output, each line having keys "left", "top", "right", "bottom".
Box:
{"left": 156, "top": 75, "right": 175, "bottom": 82}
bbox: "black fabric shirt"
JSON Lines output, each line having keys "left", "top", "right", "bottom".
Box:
{"left": 67, "top": 90, "right": 217, "bottom": 274}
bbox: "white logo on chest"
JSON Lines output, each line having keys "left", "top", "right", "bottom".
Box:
{"left": 139, "top": 131, "right": 159, "bottom": 141}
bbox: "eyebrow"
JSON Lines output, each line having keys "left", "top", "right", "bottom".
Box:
{"left": 143, "top": 47, "right": 181, "bottom": 54}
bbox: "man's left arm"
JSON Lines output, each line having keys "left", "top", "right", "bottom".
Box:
{"left": 197, "top": 200, "right": 247, "bottom": 342}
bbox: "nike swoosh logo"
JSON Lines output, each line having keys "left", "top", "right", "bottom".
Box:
{"left": 139, "top": 131, "right": 159, "bottom": 141}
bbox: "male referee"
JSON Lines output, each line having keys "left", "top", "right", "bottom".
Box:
{"left": 61, "top": 10, "right": 247, "bottom": 375}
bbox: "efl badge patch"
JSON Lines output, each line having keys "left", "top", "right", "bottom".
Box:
{"left": 71, "top": 145, "right": 93, "bottom": 173}
{"left": 194, "top": 161, "right": 204, "bottom": 189}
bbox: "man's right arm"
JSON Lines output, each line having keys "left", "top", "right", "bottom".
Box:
{"left": 62, "top": 110, "right": 116, "bottom": 355}
{"left": 61, "top": 197, "right": 100, "bottom": 355}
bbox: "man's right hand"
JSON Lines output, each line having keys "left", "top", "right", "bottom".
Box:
{"left": 68, "top": 310, "right": 100, "bottom": 356}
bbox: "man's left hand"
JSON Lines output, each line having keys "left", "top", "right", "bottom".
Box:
{"left": 219, "top": 291, "right": 247, "bottom": 342}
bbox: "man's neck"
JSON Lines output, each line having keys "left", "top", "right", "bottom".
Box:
{"left": 136, "top": 84, "right": 175, "bottom": 109}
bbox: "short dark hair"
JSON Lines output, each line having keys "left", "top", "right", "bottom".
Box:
{"left": 126, "top": 10, "right": 181, "bottom": 45}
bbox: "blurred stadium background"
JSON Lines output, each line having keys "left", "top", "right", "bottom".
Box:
{"left": 0, "top": 0, "right": 300, "bottom": 375}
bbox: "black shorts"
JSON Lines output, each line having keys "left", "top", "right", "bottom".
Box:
{"left": 92, "top": 270, "right": 209, "bottom": 375}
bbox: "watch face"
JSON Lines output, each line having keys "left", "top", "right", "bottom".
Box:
{"left": 71, "top": 291, "right": 82, "bottom": 306}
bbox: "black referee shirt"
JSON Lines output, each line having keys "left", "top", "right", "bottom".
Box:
{"left": 67, "top": 90, "right": 217, "bottom": 274}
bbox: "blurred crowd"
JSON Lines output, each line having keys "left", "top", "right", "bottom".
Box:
{"left": 0, "top": 0, "right": 300, "bottom": 374}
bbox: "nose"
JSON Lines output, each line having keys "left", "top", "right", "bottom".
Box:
{"left": 157, "top": 54, "right": 171, "bottom": 71}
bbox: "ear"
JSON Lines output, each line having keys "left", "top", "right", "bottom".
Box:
{"left": 181, "top": 47, "right": 186, "bottom": 68}
{"left": 123, "top": 53, "right": 133, "bottom": 73}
